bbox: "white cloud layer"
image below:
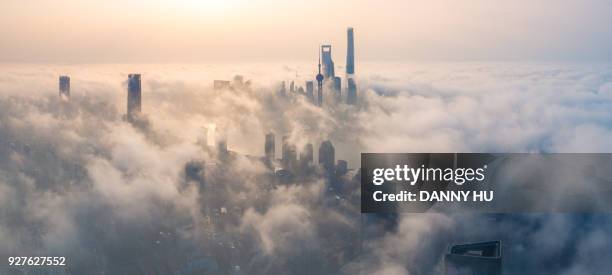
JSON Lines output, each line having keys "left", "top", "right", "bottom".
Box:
{"left": 1, "top": 62, "right": 612, "bottom": 274}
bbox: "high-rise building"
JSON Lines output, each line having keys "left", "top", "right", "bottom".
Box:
{"left": 306, "top": 81, "right": 315, "bottom": 104}
{"left": 300, "top": 143, "right": 314, "bottom": 165}
{"left": 333, "top": 77, "right": 341, "bottom": 92}
{"left": 217, "top": 140, "right": 228, "bottom": 159}
{"left": 319, "top": 140, "right": 335, "bottom": 172}
{"left": 288, "top": 144, "right": 297, "bottom": 169}
{"left": 59, "top": 75, "right": 70, "bottom": 99}
{"left": 265, "top": 133, "right": 275, "bottom": 160}
{"left": 127, "top": 74, "right": 141, "bottom": 122}
{"left": 279, "top": 81, "right": 287, "bottom": 97}
{"left": 346, "top": 27, "right": 358, "bottom": 105}
{"left": 214, "top": 80, "right": 231, "bottom": 90}
{"left": 281, "top": 136, "right": 297, "bottom": 169}
{"left": 336, "top": 160, "right": 348, "bottom": 176}
{"left": 217, "top": 128, "right": 228, "bottom": 159}
{"left": 347, "top": 78, "right": 357, "bottom": 105}
{"left": 282, "top": 136, "right": 289, "bottom": 166}
{"left": 321, "top": 45, "right": 335, "bottom": 79}
{"left": 444, "top": 241, "right": 502, "bottom": 275}
{"left": 185, "top": 160, "right": 206, "bottom": 185}
{"left": 346, "top": 27, "right": 355, "bottom": 75}
{"left": 232, "top": 75, "right": 244, "bottom": 87}
{"left": 290, "top": 81, "right": 295, "bottom": 94}
{"left": 333, "top": 76, "right": 342, "bottom": 102}
{"left": 316, "top": 49, "right": 324, "bottom": 107}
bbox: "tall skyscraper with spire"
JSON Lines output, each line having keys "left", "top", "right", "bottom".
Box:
{"left": 316, "top": 47, "right": 324, "bottom": 107}
{"left": 346, "top": 27, "right": 357, "bottom": 105}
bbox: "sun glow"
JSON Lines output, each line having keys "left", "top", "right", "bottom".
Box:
{"left": 181, "top": 0, "right": 241, "bottom": 13}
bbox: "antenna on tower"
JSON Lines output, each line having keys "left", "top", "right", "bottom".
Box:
{"left": 318, "top": 45, "right": 322, "bottom": 74}
{"left": 315, "top": 45, "right": 325, "bottom": 107}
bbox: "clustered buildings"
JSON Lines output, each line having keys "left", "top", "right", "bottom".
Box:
{"left": 57, "top": 27, "right": 359, "bottom": 186}
{"left": 46, "top": 25, "right": 502, "bottom": 274}
{"left": 270, "top": 27, "right": 358, "bottom": 106}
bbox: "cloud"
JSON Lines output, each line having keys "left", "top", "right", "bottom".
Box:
{"left": 242, "top": 203, "right": 315, "bottom": 255}
{"left": 1, "top": 62, "right": 612, "bottom": 274}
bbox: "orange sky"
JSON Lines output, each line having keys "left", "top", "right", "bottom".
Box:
{"left": 1, "top": 0, "right": 611, "bottom": 62}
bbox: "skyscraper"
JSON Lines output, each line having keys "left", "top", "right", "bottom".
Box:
{"left": 347, "top": 78, "right": 357, "bottom": 105}
{"left": 218, "top": 139, "right": 228, "bottom": 158}
{"left": 288, "top": 144, "right": 297, "bottom": 169}
{"left": 279, "top": 81, "right": 287, "bottom": 97}
{"left": 281, "top": 136, "right": 297, "bottom": 169}
{"left": 265, "top": 133, "right": 275, "bottom": 160}
{"left": 127, "top": 74, "right": 141, "bottom": 122}
{"left": 321, "top": 45, "right": 335, "bottom": 79}
{"left": 232, "top": 75, "right": 244, "bottom": 88}
{"left": 300, "top": 143, "right": 314, "bottom": 165}
{"left": 59, "top": 75, "right": 70, "bottom": 99}
{"left": 316, "top": 49, "right": 324, "bottom": 107}
{"left": 185, "top": 160, "right": 206, "bottom": 185}
{"left": 214, "top": 80, "right": 231, "bottom": 90}
{"left": 306, "top": 81, "right": 315, "bottom": 104}
{"left": 333, "top": 77, "right": 341, "bottom": 92}
{"left": 336, "top": 160, "right": 348, "bottom": 176}
{"left": 333, "top": 76, "right": 342, "bottom": 102}
{"left": 346, "top": 27, "right": 358, "bottom": 105}
{"left": 444, "top": 241, "right": 502, "bottom": 275}
{"left": 318, "top": 140, "right": 335, "bottom": 173}
{"left": 282, "top": 136, "right": 289, "bottom": 166}
{"left": 217, "top": 127, "right": 228, "bottom": 159}
{"left": 346, "top": 27, "right": 355, "bottom": 75}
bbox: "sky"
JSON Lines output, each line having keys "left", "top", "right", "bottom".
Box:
{"left": 1, "top": 0, "right": 612, "bottom": 62}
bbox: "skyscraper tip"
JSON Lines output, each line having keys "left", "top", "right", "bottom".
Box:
{"left": 346, "top": 27, "right": 355, "bottom": 76}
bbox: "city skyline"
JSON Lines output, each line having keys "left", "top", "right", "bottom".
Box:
{"left": 3, "top": 60, "right": 612, "bottom": 273}
{"left": 2, "top": 0, "right": 612, "bottom": 62}
{"left": 3, "top": 2, "right": 612, "bottom": 274}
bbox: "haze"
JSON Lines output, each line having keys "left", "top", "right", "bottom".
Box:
{"left": 1, "top": 0, "right": 612, "bottom": 62}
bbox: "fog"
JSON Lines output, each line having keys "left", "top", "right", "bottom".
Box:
{"left": 1, "top": 62, "right": 612, "bottom": 274}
